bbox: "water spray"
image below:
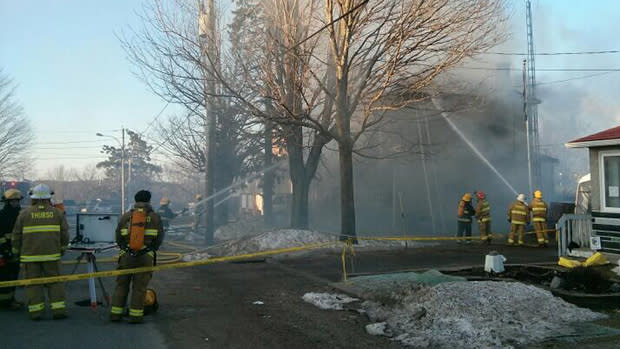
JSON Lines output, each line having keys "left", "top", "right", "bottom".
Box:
{"left": 431, "top": 97, "right": 519, "bottom": 196}
{"left": 194, "top": 160, "right": 285, "bottom": 209}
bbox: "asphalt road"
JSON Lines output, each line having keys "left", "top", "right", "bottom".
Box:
{"left": 1, "top": 241, "right": 607, "bottom": 349}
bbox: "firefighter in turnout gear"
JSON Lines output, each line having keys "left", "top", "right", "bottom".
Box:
{"left": 457, "top": 193, "right": 475, "bottom": 243}
{"left": 11, "top": 184, "right": 69, "bottom": 320}
{"left": 0, "top": 189, "right": 25, "bottom": 310}
{"left": 156, "top": 197, "right": 177, "bottom": 229}
{"left": 475, "top": 191, "right": 492, "bottom": 244}
{"left": 110, "top": 190, "right": 164, "bottom": 323}
{"left": 530, "top": 190, "right": 549, "bottom": 247}
{"left": 507, "top": 194, "right": 530, "bottom": 246}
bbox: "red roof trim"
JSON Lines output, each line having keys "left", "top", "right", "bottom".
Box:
{"left": 568, "top": 125, "right": 620, "bottom": 143}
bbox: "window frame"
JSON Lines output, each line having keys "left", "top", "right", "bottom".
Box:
{"left": 599, "top": 150, "right": 620, "bottom": 212}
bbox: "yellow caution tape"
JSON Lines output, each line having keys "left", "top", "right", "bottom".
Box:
{"left": 0, "top": 242, "right": 334, "bottom": 288}
{"left": 4, "top": 228, "right": 561, "bottom": 288}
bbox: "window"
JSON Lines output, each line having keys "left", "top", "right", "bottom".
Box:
{"left": 600, "top": 151, "right": 620, "bottom": 211}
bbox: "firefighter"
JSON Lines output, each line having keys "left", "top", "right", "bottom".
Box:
{"left": 110, "top": 190, "right": 164, "bottom": 323}
{"left": 0, "top": 189, "right": 24, "bottom": 310}
{"left": 11, "top": 184, "right": 69, "bottom": 320}
{"left": 475, "top": 191, "right": 492, "bottom": 244}
{"left": 156, "top": 197, "right": 177, "bottom": 229}
{"left": 507, "top": 194, "right": 530, "bottom": 246}
{"left": 530, "top": 190, "right": 549, "bottom": 247}
{"left": 457, "top": 193, "right": 475, "bottom": 244}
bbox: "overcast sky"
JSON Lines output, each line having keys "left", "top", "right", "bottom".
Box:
{"left": 1, "top": 0, "right": 619, "bottom": 179}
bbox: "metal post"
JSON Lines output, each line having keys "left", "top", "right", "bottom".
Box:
{"left": 121, "top": 127, "right": 125, "bottom": 213}
{"left": 523, "top": 60, "right": 533, "bottom": 197}
{"left": 392, "top": 166, "right": 396, "bottom": 234}
{"left": 87, "top": 254, "right": 97, "bottom": 309}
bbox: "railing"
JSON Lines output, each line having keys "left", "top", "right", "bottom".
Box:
{"left": 555, "top": 214, "right": 592, "bottom": 257}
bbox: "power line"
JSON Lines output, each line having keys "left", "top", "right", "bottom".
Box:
{"left": 456, "top": 66, "right": 620, "bottom": 72}
{"left": 34, "top": 140, "right": 108, "bottom": 145}
{"left": 141, "top": 102, "right": 170, "bottom": 136}
{"left": 536, "top": 71, "right": 618, "bottom": 86}
{"left": 482, "top": 49, "right": 620, "bottom": 56}
{"left": 32, "top": 146, "right": 103, "bottom": 150}
{"left": 288, "top": 0, "right": 370, "bottom": 51}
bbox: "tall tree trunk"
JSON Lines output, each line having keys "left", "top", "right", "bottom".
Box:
{"left": 263, "top": 121, "right": 274, "bottom": 226}
{"left": 289, "top": 168, "right": 310, "bottom": 229}
{"left": 287, "top": 128, "right": 310, "bottom": 229}
{"left": 214, "top": 169, "right": 234, "bottom": 228}
{"left": 338, "top": 142, "right": 356, "bottom": 240}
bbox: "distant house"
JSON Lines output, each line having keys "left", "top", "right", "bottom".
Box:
{"left": 566, "top": 125, "right": 620, "bottom": 255}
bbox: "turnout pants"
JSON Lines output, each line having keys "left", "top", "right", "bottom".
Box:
{"left": 110, "top": 253, "right": 153, "bottom": 322}
{"left": 456, "top": 221, "right": 472, "bottom": 243}
{"left": 478, "top": 221, "right": 492, "bottom": 243}
{"left": 0, "top": 261, "right": 20, "bottom": 306}
{"left": 24, "top": 261, "right": 66, "bottom": 319}
{"left": 533, "top": 221, "right": 548, "bottom": 245}
{"left": 508, "top": 224, "right": 525, "bottom": 245}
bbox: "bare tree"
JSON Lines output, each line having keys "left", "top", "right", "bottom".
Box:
{"left": 123, "top": 0, "right": 507, "bottom": 238}
{"left": 0, "top": 70, "right": 33, "bottom": 178}
{"left": 304, "top": 0, "right": 507, "bottom": 238}
{"left": 121, "top": 0, "right": 332, "bottom": 229}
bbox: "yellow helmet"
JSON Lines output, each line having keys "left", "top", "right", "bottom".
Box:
{"left": 462, "top": 193, "right": 472, "bottom": 202}
{"left": 160, "top": 197, "right": 170, "bottom": 205}
{"left": 195, "top": 194, "right": 203, "bottom": 201}
{"left": 2, "top": 188, "right": 23, "bottom": 201}
{"left": 534, "top": 190, "right": 542, "bottom": 199}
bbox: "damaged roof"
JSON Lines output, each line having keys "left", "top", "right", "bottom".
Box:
{"left": 566, "top": 125, "right": 620, "bottom": 148}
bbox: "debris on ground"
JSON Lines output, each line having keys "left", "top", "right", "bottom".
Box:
{"left": 182, "top": 252, "right": 211, "bottom": 262}
{"left": 252, "top": 301, "right": 264, "bottom": 305}
{"left": 302, "top": 292, "right": 359, "bottom": 310}
{"left": 561, "top": 267, "right": 613, "bottom": 293}
{"left": 365, "top": 322, "right": 390, "bottom": 336}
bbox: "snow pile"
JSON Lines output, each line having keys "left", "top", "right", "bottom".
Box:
{"left": 360, "top": 281, "right": 606, "bottom": 347}
{"left": 182, "top": 252, "right": 211, "bottom": 262}
{"left": 205, "top": 229, "right": 433, "bottom": 257}
{"left": 207, "top": 229, "right": 336, "bottom": 256}
{"left": 214, "top": 217, "right": 270, "bottom": 241}
{"left": 302, "top": 292, "right": 359, "bottom": 310}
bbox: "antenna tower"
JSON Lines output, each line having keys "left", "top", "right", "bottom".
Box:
{"left": 526, "top": 0, "right": 542, "bottom": 191}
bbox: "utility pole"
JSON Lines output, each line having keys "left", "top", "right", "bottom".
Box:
{"left": 523, "top": 60, "right": 533, "bottom": 197}
{"left": 96, "top": 128, "right": 126, "bottom": 213}
{"left": 199, "top": 0, "right": 217, "bottom": 244}
{"left": 526, "top": 0, "right": 541, "bottom": 192}
{"left": 121, "top": 127, "right": 125, "bottom": 213}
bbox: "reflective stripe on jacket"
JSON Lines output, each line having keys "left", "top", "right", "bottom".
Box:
{"left": 458, "top": 200, "right": 475, "bottom": 223}
{"left": 475, "top": 199, "right": 491, "bottom": 222}
{"left": 507, "top": 201, "right": 530, "bottom": 225}
{"left": 116, "top": 202, "right": 164, "bottom": 252}
{"left": 11, "top": 204, "right": 69, "bottom": 262}
{"left": 530, "top": 198, "right": 547, "bottom": 222}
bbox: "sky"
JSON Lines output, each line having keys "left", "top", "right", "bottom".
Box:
{"left": 0, "top": 0, "right": 619, "bottom": 182}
